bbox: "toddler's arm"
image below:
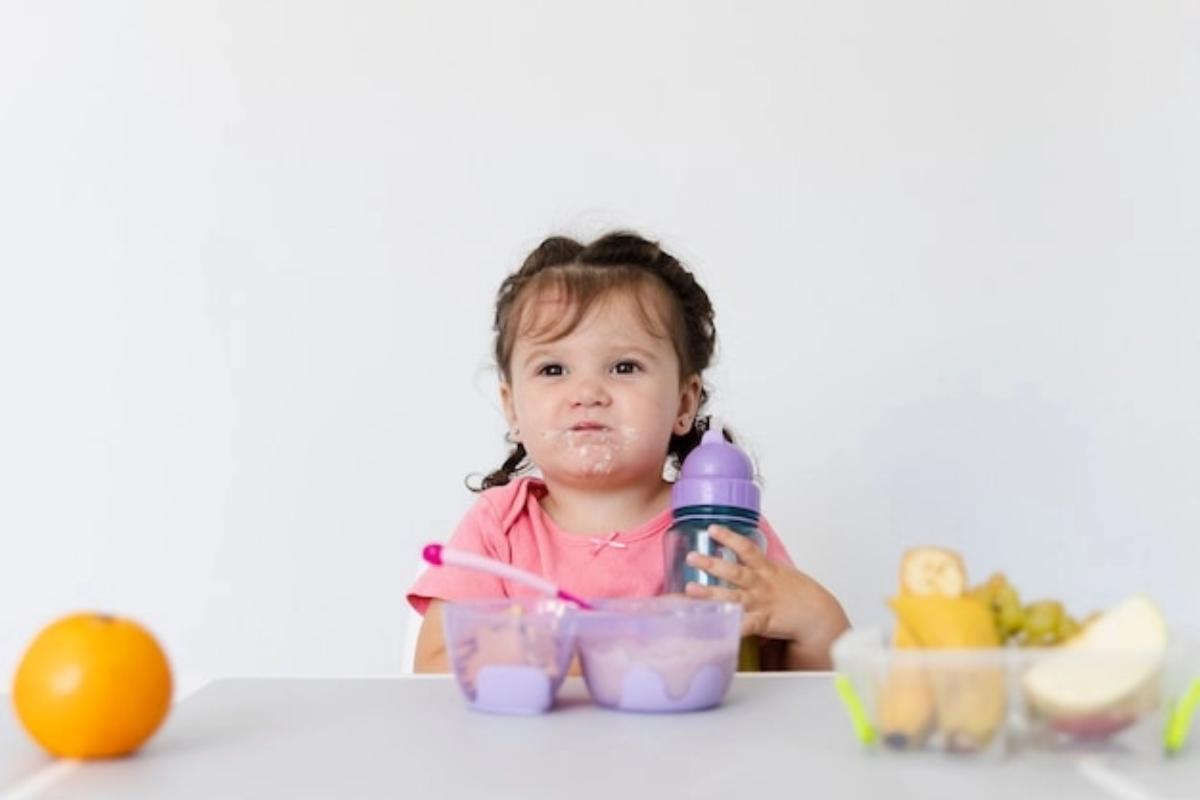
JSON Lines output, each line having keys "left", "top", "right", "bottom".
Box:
{"left": 414, "top": 600, "right": 450, "bottom": 673}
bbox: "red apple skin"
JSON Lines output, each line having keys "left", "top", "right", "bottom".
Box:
{"left": 1033, "top": 677, "right": 1158, "bottom": 740}
{"left": 1047, "top": 712, "right": 1138, "bottom": 739}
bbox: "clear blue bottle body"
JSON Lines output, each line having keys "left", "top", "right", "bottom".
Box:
{"left": 662, "top": 505, "right": 766, "bottom": 594}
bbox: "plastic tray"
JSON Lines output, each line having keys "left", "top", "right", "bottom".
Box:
{"left": 832, "top": 628, "right": 1200, "bottom": 758}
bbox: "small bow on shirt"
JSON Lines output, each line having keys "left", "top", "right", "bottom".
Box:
{"left": 589, "top": 531, "right": 628, "bottom": 555}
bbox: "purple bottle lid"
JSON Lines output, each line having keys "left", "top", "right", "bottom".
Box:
{"left": 671, "top": 426, "right": 760, "bottom": 513}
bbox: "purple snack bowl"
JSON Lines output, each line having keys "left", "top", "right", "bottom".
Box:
{"left": 576, "top": 597, "right": 742, "bottom": 712}
{"left": 441, "top": 598, "right": 578, "bottom": 715}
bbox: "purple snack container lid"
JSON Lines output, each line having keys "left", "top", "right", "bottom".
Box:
{"left": 671, "top": 428, "right": 760, "bottom": 512}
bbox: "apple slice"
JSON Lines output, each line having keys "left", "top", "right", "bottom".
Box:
{"left": 1023, "top": 595, "right": 1167, "bottom": 738}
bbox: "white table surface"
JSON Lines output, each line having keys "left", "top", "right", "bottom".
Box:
{"left": 1, "top": 675, "right": 1195, "bottom": 799}
{"left": 1, "top": 702, "right": 53, "bottom": 792}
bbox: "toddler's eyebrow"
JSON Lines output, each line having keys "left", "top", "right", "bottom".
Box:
{"left": 519, "top": 346, "right": 557, "bottom": 367}
{"left": 611, "top": 345, "right": 662, "bottom": 362}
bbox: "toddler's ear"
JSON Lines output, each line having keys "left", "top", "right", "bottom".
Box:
{"left": 499, "top": 382, "right": 519, "bottom": 433}
{"left": 677, "top": 373, "right": 702, "bottom": 424}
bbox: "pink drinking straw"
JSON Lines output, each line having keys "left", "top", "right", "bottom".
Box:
{"left": 422, "top": 544, "right": 595, "bottom": 610}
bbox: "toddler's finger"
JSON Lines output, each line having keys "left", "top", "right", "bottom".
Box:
{"left": 706, "top": 525, "right": 769, "bottom": 567}
{"left": 686, "top": 550, "right": 750, "bottom": 587}
{"left": 685, "top": 581, "right": 742, "bottom": 605}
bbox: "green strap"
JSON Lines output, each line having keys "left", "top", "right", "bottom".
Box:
{"left": 1164, "top": 677, "right": 1200, "bottom": 755}
{"left": 834, "top": 674, "right": 877, "bottom": 746}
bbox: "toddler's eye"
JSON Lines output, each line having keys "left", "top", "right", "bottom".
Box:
{"left": 537, "top": 363, "right": 564, "bottom": 377}
{"left": 613, "top": 360, "right": 642, "bottom": 375}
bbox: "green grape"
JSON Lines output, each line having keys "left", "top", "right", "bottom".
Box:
{"left": 968, "top": 574, "right": 1004, "bottom": 639}
{"left": 982, "top": 573, "right": 1010, "bottom": 594}
{"left": 994, "top": 584, "right": 1024, "bottom": 640}
{"left": 1021, "top": 600, "right": 1065, "bottom": 646}
{"left": 1056, "top": 614, "right": 1081, "bottom": 642}
{"left": 970, "top": 573, "right": 1025, "bottom": 643}
{"left": 967, "top": 586, "right": 998, "bottom": 634}
{"left": 997, "top": 600, "right": 1026, "bottom": 642}
{"left": 966, "top": 572, "right": 1081, "bottom": 647}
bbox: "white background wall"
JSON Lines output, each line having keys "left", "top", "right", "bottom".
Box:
{"left": 2, "top": 1, "right": 1197, "bottom": 691}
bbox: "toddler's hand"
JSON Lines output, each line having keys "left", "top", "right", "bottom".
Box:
{"left": 684, "top": 525, "right": 849, "bottom": 667}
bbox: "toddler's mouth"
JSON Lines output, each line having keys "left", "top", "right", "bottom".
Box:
{"left": 570, "top": 422, "right": 609, "bottom": 432}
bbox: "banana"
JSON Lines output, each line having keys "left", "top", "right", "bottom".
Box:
{"left": 881, "top": 618, "right": 937, "bottom": 749}
{"left": 888, "top": 595, "right": 999, "bottom": 649}
{"left": 900, "top": 547, "right": 967, "bottom": 597}
{"left": 930, "top": 666, "right": 1007, "bottom": 753}
{"left": 888, "top": 594, "right": 1006, "bottom": 752}
{"left": 879, "top": 663, "right": 936, "bottom": 749}
{"left": 892, "top": 622, "right": 918, "bottom": 648}
{"left": 893, "top": 547, "right": 965, "bottom": 647}
{"left": 879, "top": 548, "right": 966, "bottom": 748}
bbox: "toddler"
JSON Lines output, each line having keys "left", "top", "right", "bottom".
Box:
{"left": 409, "top": 232, "right": 849, "bottom": 671}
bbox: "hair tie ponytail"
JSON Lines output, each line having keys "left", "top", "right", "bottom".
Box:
{"left": 470, "top": 442, "right": 531, "bottom": 491}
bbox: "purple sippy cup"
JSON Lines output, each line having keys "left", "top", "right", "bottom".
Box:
{"left": 663, "top": 423, "right": 766, "bottom": 595}
{"left": 663, "top": 422, "right": 768, "bottom": 670}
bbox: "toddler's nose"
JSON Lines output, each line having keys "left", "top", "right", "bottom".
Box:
{"left": 570, "top": 377, "right": 610, "bottom": 407}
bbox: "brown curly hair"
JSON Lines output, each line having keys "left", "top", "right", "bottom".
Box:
{"left": 472, "top": 231, "right": 720, "bottom": 491}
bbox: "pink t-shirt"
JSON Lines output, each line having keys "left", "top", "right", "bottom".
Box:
{"left": 407, "top": 476, "right": 795, "bottom": 614}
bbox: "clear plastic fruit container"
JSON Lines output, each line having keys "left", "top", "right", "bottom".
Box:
{"left": 575, "top": 597, "right": 742, "bottom": 713}
{"left": 832, "top": 628, "right": 1200, "bottom": 758}
{"left": 441, "top": 598, "right": 578, "bottom": 715}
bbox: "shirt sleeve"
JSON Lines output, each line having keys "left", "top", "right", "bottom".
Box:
{"left": 406, "top": 495, "right": 510, "bottom": 615}
{"left": 757, "top": 514, "right": 796, "bottom": 568}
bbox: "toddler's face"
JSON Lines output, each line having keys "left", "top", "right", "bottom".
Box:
{"left": 500, "top": 290, "right": 699, "bottom": 489}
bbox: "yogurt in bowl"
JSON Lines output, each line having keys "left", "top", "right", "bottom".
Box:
{"left": 576, "top": 597, "right": 742, "bottom": 712}
{"left": 442, "top": 597, "right": 578, "bottom": 714}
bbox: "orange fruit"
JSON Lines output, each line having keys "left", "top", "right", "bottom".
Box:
{"left": 12, "top": 612, "right": 172, "bottom": 758}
